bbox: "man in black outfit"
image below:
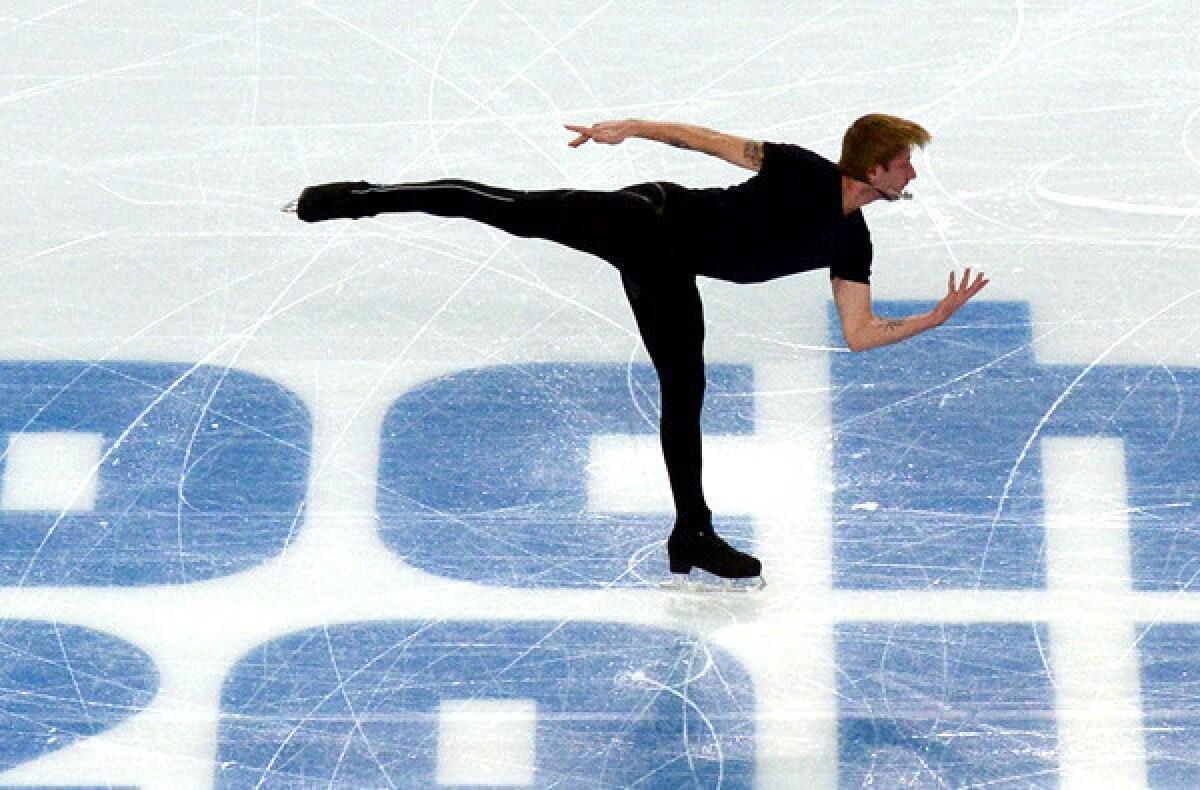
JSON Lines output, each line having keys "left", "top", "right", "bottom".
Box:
{"left": 289, "top": 114, "right": 989, "bottom": 588}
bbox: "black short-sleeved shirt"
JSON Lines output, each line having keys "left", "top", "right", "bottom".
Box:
{"left": 661, "top": 142, "right": 872, "bottom": 285}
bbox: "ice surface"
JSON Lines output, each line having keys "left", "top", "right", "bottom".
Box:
{"left": 2, "top": 1, "right": 1199, "bottom": 788}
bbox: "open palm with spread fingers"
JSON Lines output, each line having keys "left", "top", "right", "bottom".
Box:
{"left": 932, "top": 268, "right": 989, "bottom": 325}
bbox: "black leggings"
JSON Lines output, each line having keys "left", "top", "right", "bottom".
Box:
{"left": 355, "top": 180, "right": 712, "bottom": 527}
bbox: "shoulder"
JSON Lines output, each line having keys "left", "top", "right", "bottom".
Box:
{"left": 849, "top": 209, "right": 871, "bottom": 237}
{"left": 830, "top": 210, "right": 873, "bottom": 283}
{"left": 762, "top": 142, "right": 836, "bottom": 174}
{"left": 844, "top": 210, "right": 872, "bottom": 251}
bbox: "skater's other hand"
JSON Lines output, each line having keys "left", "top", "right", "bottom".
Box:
{"left": 565, "top": 120, "right": 635, "bottom": 147}
{"left": 931, "top": 268, "right": 989, "bottom": 325}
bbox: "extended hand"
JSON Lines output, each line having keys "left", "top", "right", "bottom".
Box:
{"left": 564, "top": 120, "right": 636, "bottom": 147}
{"left": 932, "top": 268, "right": 989, "bottom": 325}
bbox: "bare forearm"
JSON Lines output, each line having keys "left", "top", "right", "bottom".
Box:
{"left": 630, "top": 119, "right": 716, "bottom": 149}
{"left": 833, "top": 270, "right": 988, "bottom": 353}
{"left": 849, "top": 311, "right": 941, "bottom": 351}
{"left": 629, "top": 119, "right": 761, "bottom": 169}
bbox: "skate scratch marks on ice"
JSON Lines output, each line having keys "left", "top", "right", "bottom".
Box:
{"left": 1032, "top": 157, "right": 1200, "bottom": 217}
{"left": 976, "top": 287, "right": 1200, "bottom": 587}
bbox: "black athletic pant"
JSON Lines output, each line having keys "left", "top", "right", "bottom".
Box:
{"left": 355, "top": 180, "right": 712, "bottom": 528}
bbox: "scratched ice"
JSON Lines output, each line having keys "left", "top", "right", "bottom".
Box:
{"left": 1, "top": 1, "right": 1199, "bottom": 788}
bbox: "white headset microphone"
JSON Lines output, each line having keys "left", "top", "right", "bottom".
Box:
{"left": 842, "top": 165, "right": 914, "bottom": 201}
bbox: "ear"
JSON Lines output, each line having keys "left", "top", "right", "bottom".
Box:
{"left": 864, "top": 162, "right": 885, "bottom": 183}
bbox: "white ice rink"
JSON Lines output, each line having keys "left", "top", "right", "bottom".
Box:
{"left": 2, "top": 1, "right": 1199, "bottom": 787}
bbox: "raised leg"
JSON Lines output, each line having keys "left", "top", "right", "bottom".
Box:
{"left": 293, "top": 178, "right": 666, "bottom": 268}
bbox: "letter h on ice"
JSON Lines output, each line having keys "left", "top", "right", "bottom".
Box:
{"left": 832, "top": 300, "right": 1200, "bottom": 789}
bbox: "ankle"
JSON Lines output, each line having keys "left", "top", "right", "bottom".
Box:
{"left": 671, "top": 511, "right": 713, "bottom": 538}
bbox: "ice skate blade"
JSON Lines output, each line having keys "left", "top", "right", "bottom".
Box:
{"left": 281, "top": 199, "right": 298, "bottom": 214}
{"left": 659, "top": 574, "right": 766, "bottom": 593}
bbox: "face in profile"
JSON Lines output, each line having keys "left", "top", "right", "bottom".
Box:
{"left": 870, "top": 150, "right": 917, "bottom": 200}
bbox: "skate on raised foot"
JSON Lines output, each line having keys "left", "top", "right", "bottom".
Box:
{"left": 284, "top": 181, "right": 375, "bottom": 222}
{"left": 661, "top": 529, "right": 765, "bottom": 593}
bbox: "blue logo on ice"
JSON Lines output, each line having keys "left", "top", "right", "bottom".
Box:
{"left": 830, "top": 300, "right": 1200, "bottom": 591}
{"left": 0, "top": 362, "right": 311, "bottom": 585}
{"left": 829, "top": 300, "right": 1200, "bottom": 787}
{"left": 215, "top": 621, "right": 755, "bottom": 788}
{"left": 0, "top": 620, "right": 157, "bottom": 775}
{"left": 376, "top": 363, "right": 754, "bottom": 587}
{"left": 1138, "top": 624, "right": 1200, "bottom": 788}
{"left": 837, "top": 622, "right": 1058, "bottom": 787}
{"left": 4, "top": 301, "right": 1200, "bottom": 788}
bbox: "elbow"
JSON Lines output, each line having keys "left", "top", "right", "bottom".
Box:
{"left": 836, "top": 308, "right": 879, "bottom": 352}
{"left": 847, "top": 331, "right": 884, "bottom": 352}
{"left": 844, "top": 327, "right": 873, "bottom": 352}
{"left": 843, "top": 315, "right": 884, "bottom": 352}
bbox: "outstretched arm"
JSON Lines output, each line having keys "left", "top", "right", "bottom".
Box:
{"left": 832, "top": 270, "right": 989, "bottom": 352}
{"left": 564, "top": 119, "right": 764, "bottom": 171}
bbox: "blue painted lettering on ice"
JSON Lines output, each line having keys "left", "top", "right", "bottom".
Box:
{"left": 830, "top": 301, "right": 1200, "bottom": 591}
{"left": 837, "top": 622, "right": 1057, "bottom": 787}
{"left": 0, "top": 362, "right": 310, "bottom": 585}
{"left": 215, "top": 620, "right": 755, "bottom": 788}
{"left": 0, "top": 620, "right": 157, "bottom": 774}
{"left": 1139, "top": 623, "right": 1200, "bottom": 788}
{"left": 377, "top": 364, "right": 754, "bottom": 587}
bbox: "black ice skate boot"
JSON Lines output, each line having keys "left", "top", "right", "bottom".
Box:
{"left": 665, "top": 526, "right": 764, "bottom": 592}
{"left": 284, "top": 181, "right": 376, "bottom": 222}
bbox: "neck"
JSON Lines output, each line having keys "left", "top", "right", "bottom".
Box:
{"left": 840, "top": 175, "right": 881, "bottom": 216}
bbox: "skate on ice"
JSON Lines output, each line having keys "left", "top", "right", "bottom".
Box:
{"left": 661, "top": 528, "right": 765, "bottom": 592}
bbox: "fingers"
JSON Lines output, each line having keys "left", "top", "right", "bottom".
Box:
{"left": 948, "top": 268, "right": 989, "bottom": 295}
{"left": 950, "top": 268, "right": 988, "bottom": 290}
{"left": 965, "top": 269, "right": 988, "bottom": 297}
{"left": 564, "top": 124, "right": 591, "bottom": 147}
{"left": 935, "top": 269, "right": 990, "bottom": 326}
{"left": 942, "top": 269, "right": 990, "bottom": 315}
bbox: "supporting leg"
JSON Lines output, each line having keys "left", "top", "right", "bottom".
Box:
{"left": 619, "top": 272, "right": 763, "bottom": 582}
{"left": 620, "top": 272, "right": 710, "bottom": 525}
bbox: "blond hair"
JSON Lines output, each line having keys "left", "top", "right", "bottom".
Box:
{"left": 838, "top": 114, "right": 931, "bottom": 181}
